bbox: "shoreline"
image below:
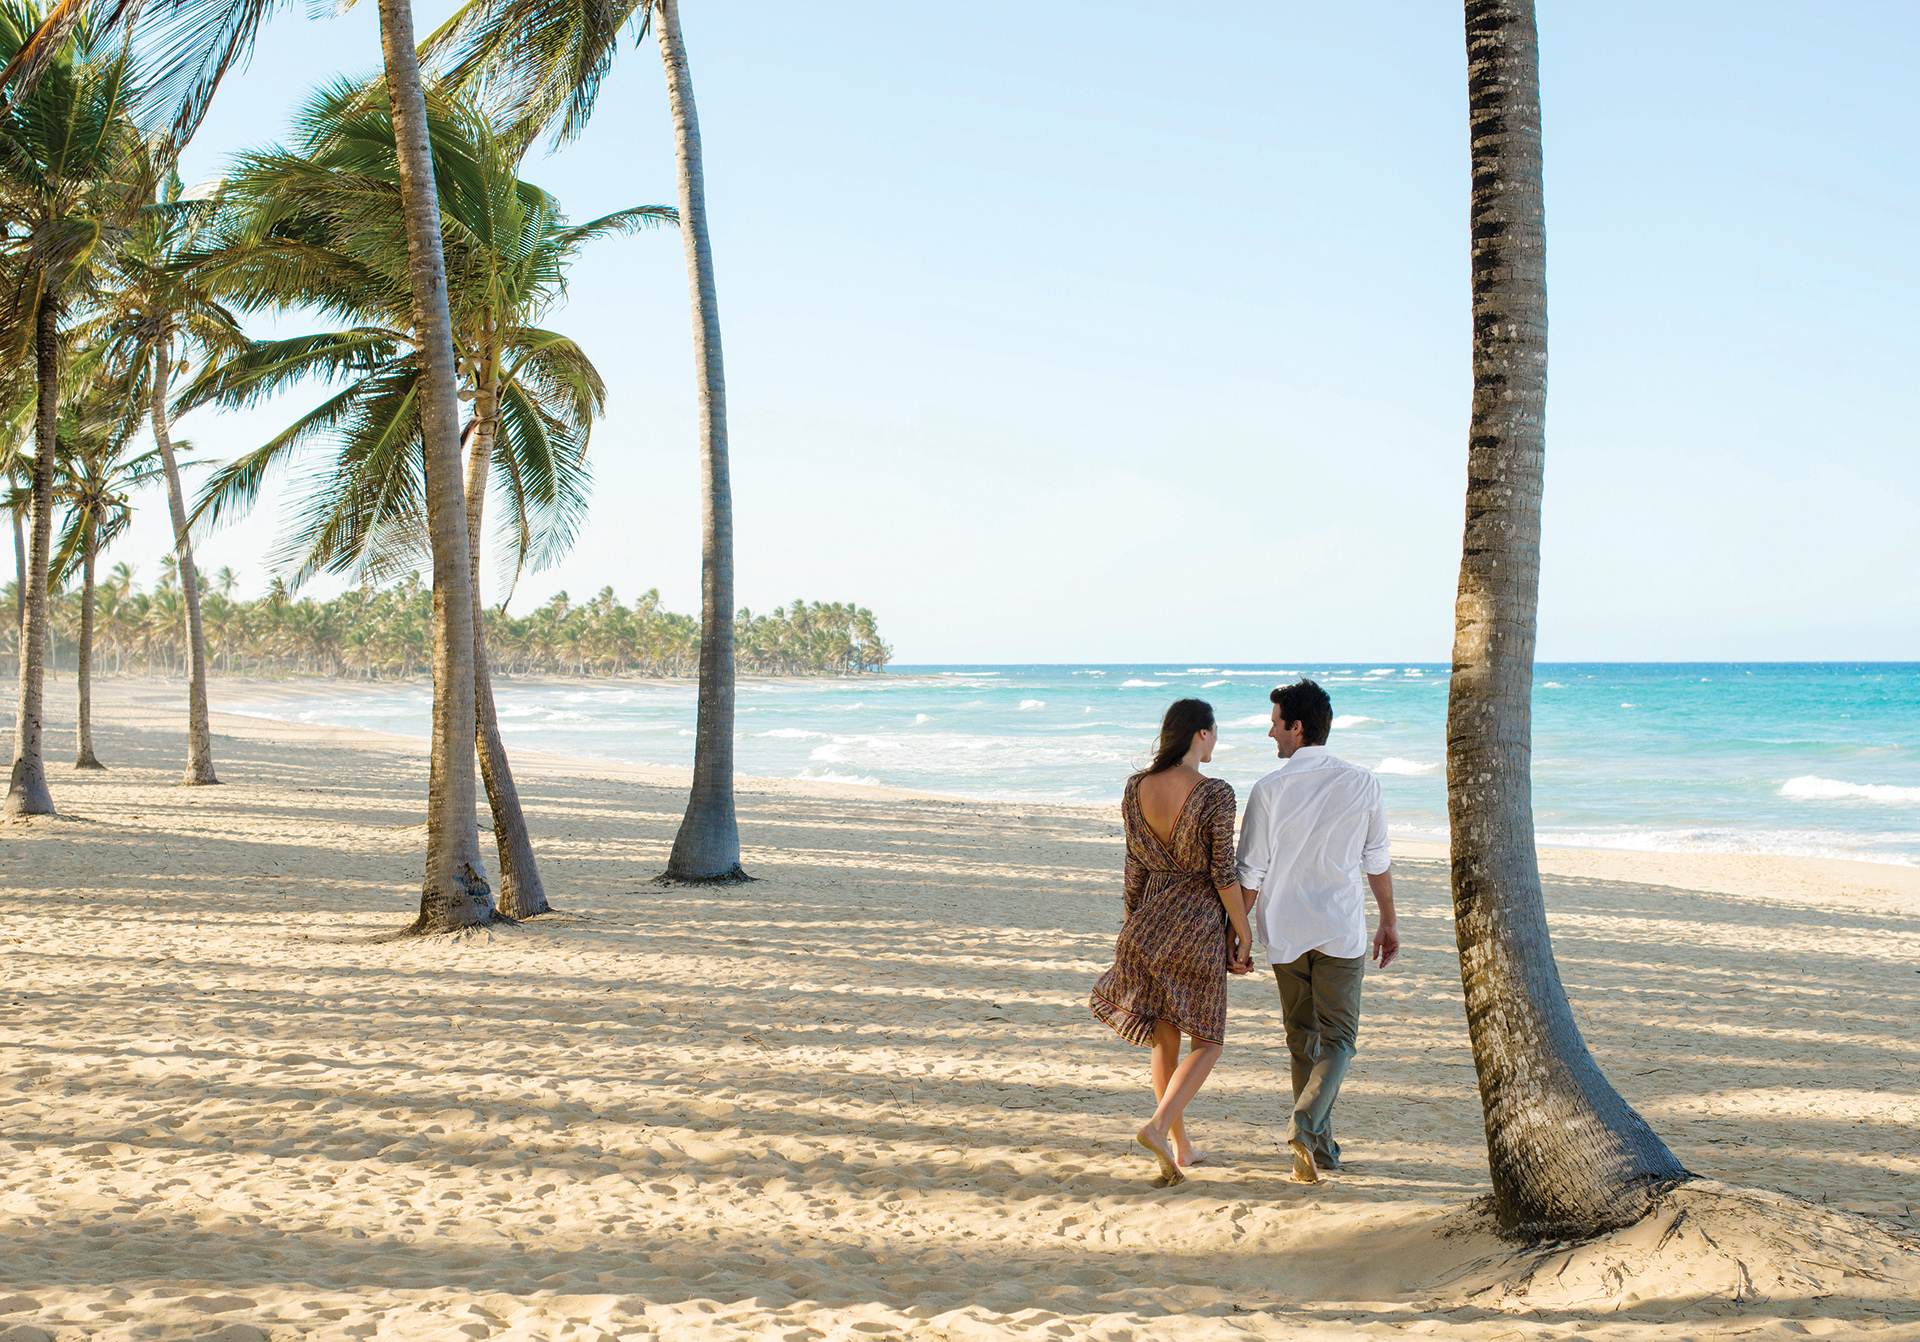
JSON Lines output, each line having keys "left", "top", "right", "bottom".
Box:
{"left": 155, "top": 673, "right": 1920, "bottom": 904}
{"left": 4, "top": 676, "right": 1918, "bottom": 1339}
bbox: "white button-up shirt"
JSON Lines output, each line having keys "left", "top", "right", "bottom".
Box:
{"left": 1236, "top": 746, "right": 1391, "bottom": 965}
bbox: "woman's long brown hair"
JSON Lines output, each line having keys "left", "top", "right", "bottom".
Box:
{"left": 1141, "top": 698, "right": 1215, "bottom": 776}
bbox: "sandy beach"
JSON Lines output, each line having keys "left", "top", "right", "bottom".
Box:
{"left": 3, "top": 676, "right": 1917, "bottom": 1342}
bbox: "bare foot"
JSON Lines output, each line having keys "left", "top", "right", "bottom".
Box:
{"left": 1288, "top": 1138, "right": 1320, "bottom": 1184}
{"left": 1136, "top": 1126, "right": 1184, "bottom": 1186}
{"left": 1176, "top": 1148, "right": 1210, "bottom": 1168}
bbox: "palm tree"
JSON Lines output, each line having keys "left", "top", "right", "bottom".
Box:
{"left": 0, "top": 1, "right": 143, "bottom": 817}
{"left": 374, "top": 0, "right": 507, "bottom": 932}
{"left": 83, "top": 162, "right": 249, "bottom": 784}
{"left": 181, "top": 81, "right": 669, "bottom": 916}
{"left": 50, "top": 372, "right": 158, "bottom": 768}
{"left": 1446, "top": 0, "right": 1688, "bottom": 1239}
{"left": 2, "top": 382, "right": 33, "bottom": 654}
{"left": 428, "top": 0, "right": 747, "bottom": 880}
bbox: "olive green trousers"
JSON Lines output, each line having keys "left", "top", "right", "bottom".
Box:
{"left": 1273, "top": 949, "right": 1365, "bottom": 1169}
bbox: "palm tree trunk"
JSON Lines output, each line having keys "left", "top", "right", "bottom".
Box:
{"left": 11, "top": 508, "right": 23, "bottom": 649}
{"left": 74, "top": 513, "right": 102, "bottom": 769}
{"left": 656, "top": 0, "right": 745, "bottom": 882}
{"left": 465, "top": 383, "right": 550, "bottom": 917}
{"left": 1447, "top": 0, "right": 1688, "bottom": 1241}
{"left": 5, "top": 295, "right": 59, "bottom": 816}
{"left": 379, "top": 0, "right": 497, "bottom": 933}
{"left": 151, "top": 346, "right": 219, "bottom": 785}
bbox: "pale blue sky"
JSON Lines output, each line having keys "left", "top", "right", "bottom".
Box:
{"left": 110, "top": 1, "right": 1918, "bottom": 662}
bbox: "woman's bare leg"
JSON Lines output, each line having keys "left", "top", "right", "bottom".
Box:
{"left": 1151, "top": 1032, "right": 1208, "bottom": 1165}
{"left": 1137, "top": 1023, "right": 1223, "bottom": 1184}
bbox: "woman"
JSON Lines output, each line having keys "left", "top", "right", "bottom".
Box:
{"left": 1090, "top": 697, "right": 1254, "bottom": 1186}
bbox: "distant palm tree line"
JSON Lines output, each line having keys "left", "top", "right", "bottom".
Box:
{"left": 2, "top": 564, "right": 889, "bottom": 680}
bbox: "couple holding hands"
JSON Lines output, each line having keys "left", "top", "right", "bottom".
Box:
{"left": 1089, "top": 680, "right": 1400, "bottom": 1187}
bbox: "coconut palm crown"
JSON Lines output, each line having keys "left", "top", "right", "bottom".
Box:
{"left": 177, "top": 80, "right": 673, "bottom": 593}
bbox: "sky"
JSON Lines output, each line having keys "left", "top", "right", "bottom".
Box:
{"left": 99, "top": 0, "right": 1920, "bottom": 663}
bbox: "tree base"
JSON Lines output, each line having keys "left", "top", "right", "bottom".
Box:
{"left": 499, "top": 900, "right": 556, "bottom": 919}
{"left": 3, "top": 768, "right": 55, "bottom": 817}
{"left": 386, "top": 909, "right": 520, "bottom": 940}
{"left": 1488, "top": 1174, "right": 1694, "bottom": 1244}
{"left": 74, "top": 757, "right": 106, "bottom": 771}
{"left": 652, "top": 864, "right": 755, "bottom": 886}
{"left": 178, "top": 772, "right": 221, "bottom": 787}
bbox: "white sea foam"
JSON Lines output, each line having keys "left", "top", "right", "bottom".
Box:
{"left": 1366, "top": 668, "right": 1395, "bottom": 676}
{"left": 1202, "top": 680, "right": 1229, "bottom": 688}
{"left": 1187, "top": 668, "right": 1219, "bottom": 674}
{"left": 913, "top": 714, "right": 932, "bottom": 725}
{"left": 1232, "top": 714, "right": 1271, "bottom": 727}
{"left": 1332, "top": 715, "right": 1377, "bottom": 730}
{"left": 1121, "top": 680, "right": 1167, "bottom": 688}
{"left": 1780, "top": 776, "right": 1920, "bottom": 804}
{"left": 1541, "top": 682, "right": 1565, "bottom": 688}
{"left": 756, "top": 728, "right": 827, "bottom": 739}
{"left": 1019, "top": 700, "right": 1046, "bottom": 710}
{"left": 1376, "top": 757, "right": 1437, "bottom": 775}
{"left": 796, "top": 767, "right": 882, "bottom": 787}
{"left": 1534, "top": 825, "right": 1920, "bottom": 866}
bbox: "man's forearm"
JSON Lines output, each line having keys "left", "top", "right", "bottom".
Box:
{"left": 1241, "top": 886, "right": 1258, "bottom": 914}
{"left": 1367, "top": 870, "right": 1394, "bottom": 923}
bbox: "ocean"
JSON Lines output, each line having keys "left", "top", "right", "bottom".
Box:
{"left": 221, "top": 663, "right": 1920, "bottom": 866}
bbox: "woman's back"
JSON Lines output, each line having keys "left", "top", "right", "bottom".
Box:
{"left": 1135, "top": 765, "right": 1205, "bottom": 849}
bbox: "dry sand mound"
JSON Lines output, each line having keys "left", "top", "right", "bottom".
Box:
{"left": 2, "top": 680, "right": 1917, "bottom": 1341}
{"left": 1424, "top": 1182, "right": 1920, "bottom": 1321}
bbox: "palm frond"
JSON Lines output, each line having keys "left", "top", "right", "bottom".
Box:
{"left": 172, "top": 329, "right": 406, "bottom": 414}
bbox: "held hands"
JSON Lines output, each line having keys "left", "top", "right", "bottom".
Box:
{"left": 1371, "top": 920, "right": 1400, "bottom": 970}
{"left": 1227, "top": 926, "right": 1256, "bottom": 975}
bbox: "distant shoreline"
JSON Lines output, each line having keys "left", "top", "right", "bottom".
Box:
{"left": 56, "top": 675, "right": 1919, "bottom": 907}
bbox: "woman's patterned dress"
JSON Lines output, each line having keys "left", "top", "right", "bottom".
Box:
{"left": 1089, "top": 773, "right": 1238, "bottom": 1046}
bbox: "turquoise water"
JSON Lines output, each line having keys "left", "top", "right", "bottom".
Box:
{"left": 223, "top": 663, "right": 1920, "bottom": 865}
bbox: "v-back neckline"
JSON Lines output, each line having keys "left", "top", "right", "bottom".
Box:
{"left": 1138, "top": 775, "right": 1206, "bottom": 854}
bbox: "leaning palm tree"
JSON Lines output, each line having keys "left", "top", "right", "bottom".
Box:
{"left": 49, "top": 372, "right": 160, "bottom": 768}
{"left": 1446, "top": 0, "right": 1689, "bottom": 1238}
{"left": 180, "top": 81, "right": 669, "bottom": 916}
{"left": 84, "top": 160, "right": 249, "bottom": 785}
{"left": 428, "top": 0, "right": 748, "bottom": 880}
{"left": 0, "top": 1, "right": 145, "bottom": 818}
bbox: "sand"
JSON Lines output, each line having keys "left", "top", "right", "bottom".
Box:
{"left": 2, "top": 676, "right": 1917, "bottom": 1342}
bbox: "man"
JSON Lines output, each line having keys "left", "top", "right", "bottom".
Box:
{"left": 1236, "top": 679, "right": 1399, "bottom": 1184}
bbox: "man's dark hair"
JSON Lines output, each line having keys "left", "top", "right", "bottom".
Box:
{"left": 1271, "top": 679, "right": 1333, "bottom": 746}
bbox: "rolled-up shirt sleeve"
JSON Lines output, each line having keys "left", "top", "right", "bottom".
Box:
{"left": 1236, "top": 779, "right": 1271, "bottom": 892}
{"left": 1361, "top": 780, "right": 1391, "bottom": 875}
